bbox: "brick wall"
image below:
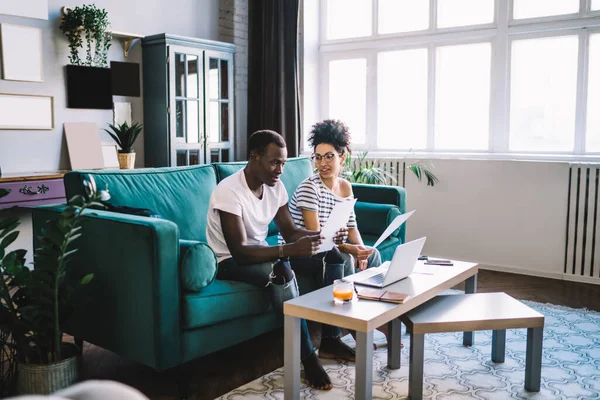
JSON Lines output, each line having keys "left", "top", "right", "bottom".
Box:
{"left": 219, "top": 0, "right": 249, "bottom": 161}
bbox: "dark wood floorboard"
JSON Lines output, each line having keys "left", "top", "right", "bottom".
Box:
{"left": 69, "top": 270, "right": 600, "bottom": 399}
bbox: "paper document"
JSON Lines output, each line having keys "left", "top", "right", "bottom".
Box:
{"left": 413, "top": 265, "right": 438, "bottom": 275}
{"left": 317, "top": 198, "right": 358, "bottom": 253}
{"left": 372, "top": 210, "right": 415, "bottom": 249}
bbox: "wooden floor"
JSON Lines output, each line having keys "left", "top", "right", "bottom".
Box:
{"left": 73, "top": 270, "right": 600, "bottom": 400}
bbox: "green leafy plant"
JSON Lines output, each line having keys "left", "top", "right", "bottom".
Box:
{"left": 59, "top": 4, "right": 112, "bottom": 67}
{"left": 343, "top": 151, "right": 439, "bottom": 187}
{"left": 0, "top": 189, "right": 17, "bottom": 396}
{"left": 0, "top": 178, "right": 104, "bottom": 365}
{"left": 104, "top": 122, "right": 143, "bottom": 154}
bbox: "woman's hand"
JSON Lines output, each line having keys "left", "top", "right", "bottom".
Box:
{"left": 340, "top": 244, "right": 374, "bottom": 270}
{"left": 357, "top": 258, "right": 368, "bottom": 271}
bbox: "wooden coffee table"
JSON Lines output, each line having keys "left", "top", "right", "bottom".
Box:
{"left": 283, "top": 260, "right": 479, "bottom": 400}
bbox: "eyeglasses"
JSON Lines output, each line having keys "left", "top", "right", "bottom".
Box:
{"left": 311, "top": 152, "right": 341, "bottom": 163}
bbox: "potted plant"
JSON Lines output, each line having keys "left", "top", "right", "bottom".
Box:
{"left": 0, "top": 179, "right": 104, "bottom": 395}
{"left": 59, "top": 4, "right": 112, "bottom": 67}
{"left": 104, "top": 121, "right": 143, "bottom": 169}
{"left": 343, "top": 151, "right": 439, "bottom": 187}
{"left": 60, "top": 5, "right": 113, "bottom": 110}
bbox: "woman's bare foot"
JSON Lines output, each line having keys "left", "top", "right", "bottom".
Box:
{"left": 302, "top": 352, "right": 333, "bottom": 390}
{"left": 318, "top": 337, "right": 356, "bottom": 362}
{"left": 376, "top": 323, "right": 403, "bottom": 349}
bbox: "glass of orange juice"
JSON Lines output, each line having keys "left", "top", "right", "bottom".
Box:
{"left": 333, "top": 279, "right": 355, "bottom": 304}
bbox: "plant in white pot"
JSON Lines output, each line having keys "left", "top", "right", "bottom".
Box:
{"left": 0, "top": 179, "right": 104, "bottom": 395}
{"left": 104, "top": 121, "right": 143, "bottom": 169}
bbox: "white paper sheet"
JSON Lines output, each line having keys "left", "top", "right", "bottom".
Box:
{"left": 317, "top": 198, "right": 357, "bottom": 253}
{"left": 413, "top": 265, "right": 438, "bottom": 275}
{"left": 372, "top": 210, "right": 415, "bottom": 248}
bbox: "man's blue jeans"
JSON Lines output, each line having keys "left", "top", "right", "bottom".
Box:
{"left": 217, "top": 257, "right": 316, "bottom": 361}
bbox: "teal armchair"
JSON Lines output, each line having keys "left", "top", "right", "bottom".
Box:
{"left": 31, "top": 157, "right": 406, "bottom": 374}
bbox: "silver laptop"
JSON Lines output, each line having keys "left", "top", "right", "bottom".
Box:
{"left": 343, "top": 237, "right": 426, "bottom": 288}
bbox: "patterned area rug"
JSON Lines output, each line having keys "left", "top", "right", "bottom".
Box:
{"left": 218, "top": 295, "right": 600, "bottom": 399}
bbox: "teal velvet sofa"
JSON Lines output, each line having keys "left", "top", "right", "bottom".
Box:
{"left": 31, "top": 157, "right": 406, "bottom": 372}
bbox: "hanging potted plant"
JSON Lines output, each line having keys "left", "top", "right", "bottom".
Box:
{"left": 60, "top": 5, "right": 113, "bottom": 110}
{"left": 0, "top": 180, "right": 104, "bottom": 395}
{"left": 59, "top": 4, "right": 112, "bottom": 67}
{"left": 104, "top": 121, "right": 143, "bottom": 169}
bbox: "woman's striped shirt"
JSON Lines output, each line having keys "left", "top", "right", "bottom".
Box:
{"left": 279, "top": 174, "right": 357, "bottom": 244}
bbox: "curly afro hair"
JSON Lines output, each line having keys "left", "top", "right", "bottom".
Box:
{"left": 308, "top": 119, "right": 352, "bottom": 154}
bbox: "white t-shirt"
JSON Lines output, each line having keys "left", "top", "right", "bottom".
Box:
{"left": 206, "top": 169, "right": 289, "bottom": 263}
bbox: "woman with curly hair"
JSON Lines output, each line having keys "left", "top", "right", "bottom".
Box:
{"left": 283, "top": 119, "right": 389, "bottom": 360}
{"left": 290, "top": 119, "right": 382, "bottom": 271}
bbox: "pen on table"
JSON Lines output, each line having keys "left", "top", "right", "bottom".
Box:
{"left": 353, "top": 284, "right": 359, "bottom": 297}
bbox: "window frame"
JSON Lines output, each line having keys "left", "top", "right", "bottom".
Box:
{"left": 312, "top": 0, "right": 600, "bottom": 160}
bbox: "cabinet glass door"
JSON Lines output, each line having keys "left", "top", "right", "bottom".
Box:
{"left": 206, "top": 51, "right": 234, "bottom": 162}
{"left": 169, "top": 46, "right": 205, "bottom": 166}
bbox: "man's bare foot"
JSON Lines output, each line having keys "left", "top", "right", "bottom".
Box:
{"left": 302, "top": 352, "right": 332, "bottom": 390}
{"left": 318, "top": 337, "right": 356, "bottom": 362}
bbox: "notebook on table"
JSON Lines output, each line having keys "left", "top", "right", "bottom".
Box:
{"left": 357, "top": 288, "right": 410, "bottom": 304}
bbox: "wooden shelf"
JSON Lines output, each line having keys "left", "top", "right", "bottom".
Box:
{"left": 110, "top": 30, "right": 144, "bottom": 57}
{"left": 60, "top": 8, "right": 143, "bottom": 57}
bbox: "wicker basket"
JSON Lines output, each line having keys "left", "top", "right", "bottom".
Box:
{"left": 17, "top": 355, "right": 79, "bottom": 395}
{"left": 118, "top": 152, "right": 136, "bottom": 169}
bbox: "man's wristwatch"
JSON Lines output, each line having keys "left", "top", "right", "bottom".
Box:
{"left": 278, "top": 244, "right": 284, "bottom": 259}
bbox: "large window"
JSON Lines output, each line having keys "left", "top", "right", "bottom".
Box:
{"left": 317, "top": 0, "right": 600, "bottom": 156}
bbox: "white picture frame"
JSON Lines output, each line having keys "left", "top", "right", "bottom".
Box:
{"left": 0, "top": 0, "right": 48, "bottom": 20}
{"left": 64, "top": 122, "right": 105, "bottom": 170}
{"left": 102, "top": 144, "right": 120, "bottom": 169}
{"left": 0, "top": 24, "right": 43, "bottom": 82}
{"left": 113, "top": 101, "right": 132, "bottom": 125}
{"left": 0, "top": 93, "right": 53, "bottom": 130}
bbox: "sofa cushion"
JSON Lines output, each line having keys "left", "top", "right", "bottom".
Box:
{"left": 180, "top": 240, "right": 218, "bottom": 291}
{"left": 64, "top": 165, "right": 217, "bottom": 242}
{"left": 355, "top": 202, "right": 402, "bottom": 237}
{"left": 182, "top": 279, "right": 271, "bottom": 329}
{"left": 213, "top": 161, "right": 246, "bottom": 182}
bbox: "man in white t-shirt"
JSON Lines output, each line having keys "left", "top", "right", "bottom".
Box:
{"left": 206, "top": 130, "right": 347, "bottom": 391}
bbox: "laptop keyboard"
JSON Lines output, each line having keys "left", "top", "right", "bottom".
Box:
{"left": 363, "top": 272, "right": 386, "bottom": 285}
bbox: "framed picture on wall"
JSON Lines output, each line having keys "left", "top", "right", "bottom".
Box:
{"left": 0, "top": 93, "right": 53, "bottom": 130}
{"left": 0, "top": 24, "right": 44, "bottom": 82}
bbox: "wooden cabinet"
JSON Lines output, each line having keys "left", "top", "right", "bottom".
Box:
{"left": 0, "top": 172, "right": 66, "bottom": 210}
{"left": 142, "top": 34, "right": 235, "bottom": 167}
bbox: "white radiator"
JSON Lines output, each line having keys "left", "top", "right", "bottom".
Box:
{"left": 565, "top": 163, "right": 600, "bottom": 283}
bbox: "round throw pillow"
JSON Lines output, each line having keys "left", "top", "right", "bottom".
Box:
{"left": 180, "top": 240, "right": 218, "bottom": 291}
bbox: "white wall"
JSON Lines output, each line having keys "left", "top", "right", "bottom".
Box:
{"left": 403, "top": 158, "right": 571, "bottom": 279}
{"left": 0, "top": 0, "right": 219, "bottom": 174}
